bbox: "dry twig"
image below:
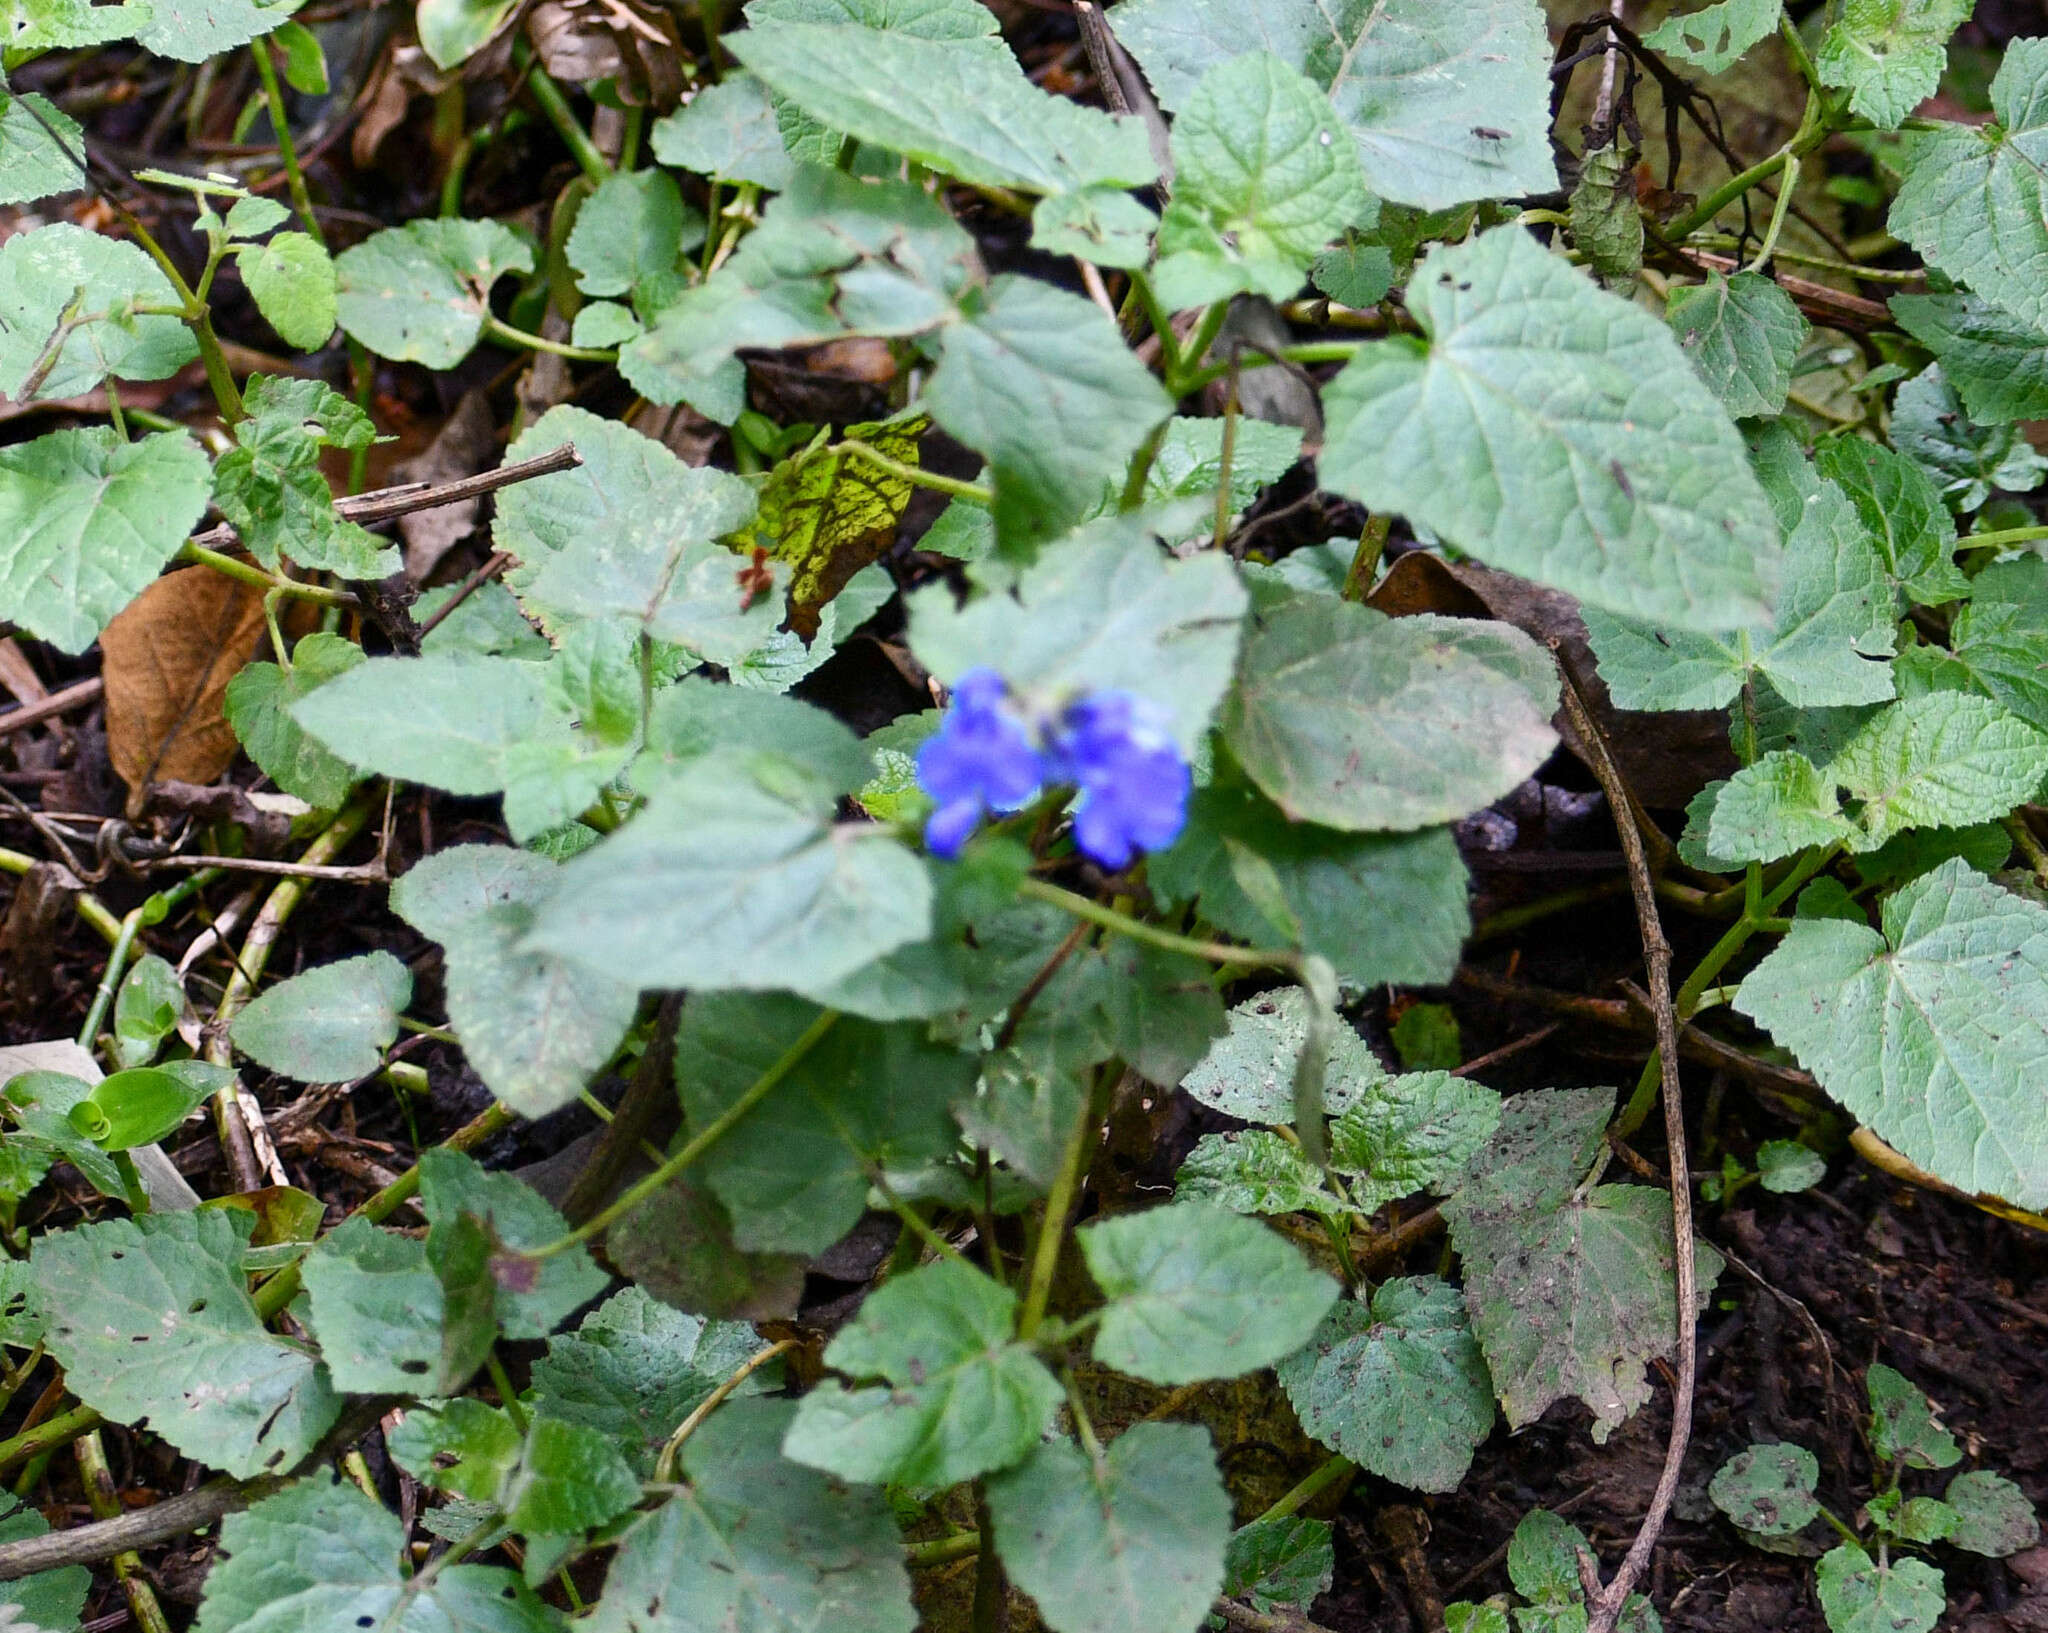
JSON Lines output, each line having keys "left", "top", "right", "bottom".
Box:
{"left": 1551, "top": 651, "right": 1696, "bottom": 1633}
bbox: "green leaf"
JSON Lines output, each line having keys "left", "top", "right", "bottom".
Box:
{"left": 524, "top": 756, "right": 932, "bottom": 997}
{"left": 620, "top": 167, "right": 971, "bottom": 417}
{"left": 1944, "top": 1470, "right": 2040, "bottom": 1557}
{"left": 31, "top": 1209, "right": 339, "bottom": 1478}
{"left": 650, "top": 73, "right": 797, "bottom": 189}
{"left": 1666, "top": 271, "right": 1808, "bottom": 418}
{"left": 1889, "top": 291, "right": 2048, "bottom": 423}
{"left": 69, "top": 1064, "right": 216, "bottom": 1149}
{"left": 1109, "top": 0, "right": 1558, "bottom": 210}
{"left": 299, "top": 1213, "right": 494, "bottom": 1395}
{"left": 1278, "top": 1275, "right": 1494, "bottom": 1492}
{"left": 273, "top": 19, "right": 327, "bottom": 90}
{"left": 226, "top": 196, "right": 292, "bottom": 239}
{"left": 289, "top": 654, "right": 579, "bottom": 819}
{"left": 0, "top": 1491, "right": 90, "bottom": 1630}
{"left": 212, "top": 376, "right": 391, "bottom": 577}
{"left": 1145, "top": 416, "right": 1303, "bottom": 517}
{"left": 1328, "top": 1070, "right": 1504, "bottom": 1212}
{"left": 925, "top": 280, "right": 1173, "bottom": 547}
{"left": 1444, "top": 1088, "right": 1724, "bottom": 1438}
{"left": 1814, "top": 1544, "right": 1945, "bottom": 1633}
{"left": 1569, "top": 141, "right": 1643, "bottom": 287}
{"left": 229, "top": 950, "right": 410, "bottom": 1082}
{"left": 1891, "top": 39, "right": 2048, "bottom": 330}
{"left": 137, "top": 0, "right": 300, "bottom": 60}
{"left": 1311, "top": 238, "right": 1396, "bottom": 307}
{"left": 730, "top": 24, "right": 1155, "bottom": 194}
{"left": 669, "top": 995, "right": 972, "bottom": 1253}
{"left": 638, "top": 679, "right": 871, "bottom": 798}
{"left": 989, "top": 1423, "right": 1230, "bottom": 1633}
{"left": 1150, "top": 52, "right": 1369, "bottom": 309}
{"left": 225, "top": 631, "right": 367, "bottom": 810}
{"left": 1222, "top": 594, "right": 1558, "bottom": 831}
{"left": 1080, "top": 1202, "right": 1337, "bottom": 1385}
{"left": 1151, "top": 782, "right": 1471, "bottom": 988}
{"left": 784, "top": 1258, "right": 1060, "bottom": 1486}
{"left": 1390, "top": 1003, "right": 1462, "bottom": 1071}
{"left": 1756, "top": 1139, "right": 1826, "bottom": 1192}
{"left": 1867, "top": 1362, "right": 1962, "bottom": 1469}
{"left": 748, "top": 0, "right": 996, "bottom": 31}
{"left": 243, "top": 229, "right": 337, "bottom": 351}
{"left": 1735, "top": 857, "right": 2048, "bottom": 1208}
{"left": 1180, "top": 987, "right": 1386, "bottom": 1125}
{"left": 385, "top": 1396, "right": 521, "bottom": 1502}
{"left": 1817, "top": 0, "right": 1972, "bottom": 129}
{"left": 194, "top": 1473, "right": 562, "bottom": 1633}
{"left": 418, "top": 1149, "right": 607, "bottom": 1339}
{"left": 590, "top": 1397, "right": 915, "bottom": 1633}
{"left": 606, "top": 1167, "right": 807, "bottom": 1322}
{"left": 0, "top": 93, "right": 84, "bottom": 204}
{"left": 566, "top": 168, "right": 703, "bottom": 304}
{"left": 1029, "top": 186, "right": 1157, "bottom": 269}
{"left": 0, "top": 0, "right": 149, "bottom": 49}
{"left": 1705, "top": 749, "right": 1856, "bottom": 863}
{"left": 392, "top": 845, "right": 637, "bottom": 1119}
{"left": 1222, "top": 1517, "right": 1333, "bottom": 1616}
{"left": 1446, "top": 1605, "right": 1514, "bottom": 1633}
{"left": 1322, "top": 228, "right": 1778, "bottom": 630}
{"left": 1709, "top": 1443, "right": 1821, "bottom": 1535}
{"left": 111, "top": 954, "right": 185, "bottom": 1070}
{"left": 1175, "top": 1129, "right": 1340, "bottom": 1217}
{"left": 416, "top": 0, "right": 516, "bottom": 68}
{"left": 520, "top": 507, "right": 769, "bottom": 667}
{"left": 1582, "top": 475, "right": 1896, "bottom": 713}
{"left": 907, "top": 516, "right": 1243, "bottom": 755}
{"left": 531, "top": 1287, "right": 765, "bottom": 1475}
{"left": 334, "top": 218, "right": 534, "bottom": 368}
{"left": 0, "top": 427, "right": 210, "bottom": 653}
{"left": 1892, "top": 364, "right": 2048, "bottom": 511}
{"left": 1815, "top": 434, "right": 1966, "bottom": 606}
{"left": 1642, "top": 0, "right": 1783, "bottom": 74}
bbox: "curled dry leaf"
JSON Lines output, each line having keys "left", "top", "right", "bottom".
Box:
{"left": 101, "top": 567, "right": 269, "bottom": 813}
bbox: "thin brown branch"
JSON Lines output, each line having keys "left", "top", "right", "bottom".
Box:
{"left": 1553, "top": 652, "right": 1696, "bottom": 1633}
{"left": 0, "top": 676, "right": 103, "bottom": 738}
{"left": 0, "top": 1478, "right": 272, "bottom": 1581}
{"left": 1210, "top": 1598, "right": 1341, "bottom": 1633}
{"left": 185, "top": 445, "right": 581, "bottom": 554}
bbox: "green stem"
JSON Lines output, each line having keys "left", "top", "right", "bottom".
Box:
{"left": 1018, "top": 878, "right": 1302, "bottom": 975}
{"left": 1747, "top": 152, "right": 1798, "bottom": 273}
{"left": 530, "top": 1009, "right": 842, "bottom": 1258}
{"left": 1613, "top": 843, "right": 1838, "bottom": 1136}
{"left": 487, "top": 1351, "right": 528, "bottom": 1433}
{"left": 1018, "top": 1069, "right": 1103, "bottom": 1342}
{"left": 834, "top": 440, "right": 993, "bottom": 505}
{"left": 1168, "top": 302, "right": 1230, "bottom": 398}
{"left": 176, "top": 542, "right": 357, "bottom": 608}
{"left": 482, "top": 314, "right": 616, "bottom": 362}
{"left": 1127, "top": 270, "right": 1180, "bottom": 379}
{"left": 1341, "top": 514, "right": 1391, "bottom": 601}
{"left": 1778, "top": 13, "right": 1824, "bottom": 94}
{"left": 0, "top": 1404, "right": 101, "bottom": 1477}
{"left": 1253, "top": 1453, "right": 1354, "bottom": 1524}
{"left": 526, "top": 65, "right": 611, "bottom": 183}
{"left": 1664, "top": 88, "right": 1830, "bottom": 241}
{"left": 250, "top": 40, "right": 319, "bottom": 242}
{"left": 109, "top": 1150, "right": 150, "bottom": 1215}
{"left": 78, "top": 870, "right": 218, "bottom": 1056}
{"left": 1962, "top": 522, "right": 2048, "bottom": 550}
{"left": 907, "top": 1530, "right": 982, "bottom": 1568}
{"left": 1172, "top": 342, "right": 1362, "bottom": 398}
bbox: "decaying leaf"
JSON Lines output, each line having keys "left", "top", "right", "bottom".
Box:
{"left": 739, "top": 413, "right": 926, "bottom": 641}
{"left": 101, "top": 567, "right": 269, "bottom": 812}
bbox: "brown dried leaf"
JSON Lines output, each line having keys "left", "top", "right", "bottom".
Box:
{"left": 102, "top": 568, "right": 269, "bottom": 813}
{"left": 526, "top": 0, "right": 683, "bottom": 107}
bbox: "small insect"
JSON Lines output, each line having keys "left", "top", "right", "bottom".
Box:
{"left": 1611, "top": 460, "right": 1635, "bottom": 500}
{"left": 735, "top": 545, "right": 776, "bottom": 611}
{"left": 1473, "top": 126, "right": 1510, "bottom": 142}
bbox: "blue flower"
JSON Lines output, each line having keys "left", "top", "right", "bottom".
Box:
{"left": 915, "top": 668, "right": 1045, "bottom": 858}
{"left": 1048, "top": 691, "right": 1191, "bottom": 870}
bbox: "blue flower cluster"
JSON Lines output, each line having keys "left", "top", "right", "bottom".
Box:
{"left": 914, "top": 668, "right": 1191, "bottom": 869}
